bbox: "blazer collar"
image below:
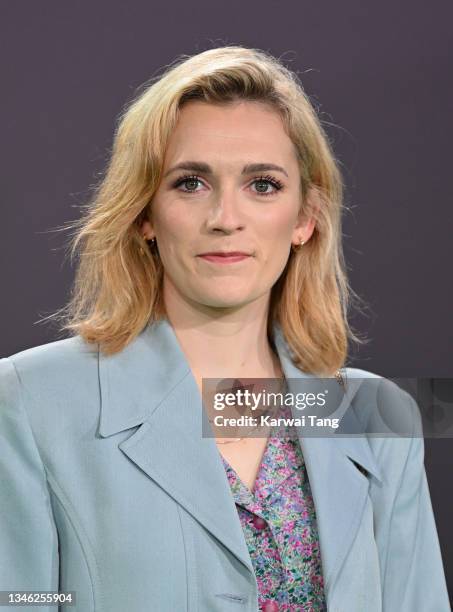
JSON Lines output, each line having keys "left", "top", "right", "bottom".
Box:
{"left": 98, "top": 318, "right": 382, "bottom": 601}
{"left": 99, "top": 318, "right": 382, "bottom": 479}
{"left": 98, "top": 317, "right": 192, "bottom": 437}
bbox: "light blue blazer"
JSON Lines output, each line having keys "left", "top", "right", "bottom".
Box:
{"left": 0, "top": 319, "right": 450, "bottom": 611}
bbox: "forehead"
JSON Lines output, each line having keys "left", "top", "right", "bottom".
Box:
{"left": 163, "top": 100, "right": 297, "bottom": 165}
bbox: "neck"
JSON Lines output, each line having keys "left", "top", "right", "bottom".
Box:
{"left": 162, "top": 282, "right": 283, "bottom": 381}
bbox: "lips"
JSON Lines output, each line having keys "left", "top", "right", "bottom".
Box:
{"left": 198, "top": 252, "right": 250, "bottom": 257}
{"left": 197, "top": 252, "right": 251, "bottom": 264}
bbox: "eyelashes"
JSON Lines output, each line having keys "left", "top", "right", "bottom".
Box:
{"left": 171, "top": 174, "right": 284, "bottom": 197}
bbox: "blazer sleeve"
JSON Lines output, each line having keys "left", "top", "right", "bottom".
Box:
{"left": 382, "top": 395, "right": 451, "bottom": 611}
{"left": 0, "top": 357, "right": 60, "bottom": 606}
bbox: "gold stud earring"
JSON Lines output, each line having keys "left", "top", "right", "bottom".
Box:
{"left": 140, "top": 235, "right": 157, "bottom": 256}
{"left": 291, "top": 238, "right": 305, "bottom": 253}
{"left": 139, "top": 234, "right": 149, "bottom": 256}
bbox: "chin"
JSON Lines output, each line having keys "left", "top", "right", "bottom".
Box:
{"left": 193, "top": 289, "right": 266, "bottom": 310}
{"left": 187, "top": 288, "right": 246, "bottom": 305}
{"left": 199, "top": 297, "right": 251, "bottom": 309}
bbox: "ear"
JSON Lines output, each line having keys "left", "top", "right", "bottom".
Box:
{"left": 291, "top": 185, "right": 320, "bottom": 246}
{"left": 140, "top": 219, "right": 154, "bottom": 240}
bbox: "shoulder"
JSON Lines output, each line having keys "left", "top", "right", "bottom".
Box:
{"left": 2, "top": 335, "right": 99, "bottom": 407}
{"left": 1, "top": 336, "right": 100, "bottom": 446}
{"left": 342, "top": 366, "right": 424, "bottom": 490}
{"left": 343, "top": 366, "right": 421, "bottom": 436}
{"left": 2, "top": 335, "right": 98, "bottom": 395}
{"left": 5, "top": 334, "right": 98, "bottom": 377}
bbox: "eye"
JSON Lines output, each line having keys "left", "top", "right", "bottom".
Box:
{"left": 250, "top": 175, "right": 284, "bottom": 197}
{"left": 172, "top": 173, "right": 284, "bottom": 196}
{"left": 173, "top": 174, "right": 205, "bottom": 193}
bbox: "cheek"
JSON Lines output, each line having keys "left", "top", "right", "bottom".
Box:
{"left": 153, "top": 206, "right": 202, "bottom": 274}
{"left": 154, "top": 206, "right": 190, "bottom": 249}
{"left": 259, "top": 210, "right": 296, "bottom": 247}
{"left": 260, "top": 199, "right": 298, "bottom": 228}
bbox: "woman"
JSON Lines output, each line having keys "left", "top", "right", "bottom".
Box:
{"left": 0, "top": 46, "right": 449, "bottom": 611}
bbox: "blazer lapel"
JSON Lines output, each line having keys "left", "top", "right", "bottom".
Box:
{"left": 98, "top": 318, "right": 255, "bottom": 577}
{"left": 273, "top": 327, "right": 383, "bottom": 600}
{"left": 98, "top": 318, "right": 383, "bottom": 601}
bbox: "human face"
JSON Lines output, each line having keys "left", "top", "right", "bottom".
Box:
{"left": 142, "top": 100, "right": 315, "bottom": 313}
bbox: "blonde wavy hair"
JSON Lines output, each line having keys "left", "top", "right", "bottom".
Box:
{"left": 45, "top": 45, "right": 366, "bottom": 375}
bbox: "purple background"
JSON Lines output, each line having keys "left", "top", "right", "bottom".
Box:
{"left": 1, "top": 0, "right": 452, "bottom": 599}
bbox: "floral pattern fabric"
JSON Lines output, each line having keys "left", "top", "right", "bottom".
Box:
{"left": 219, "top": 401, "right": 327, "bottom": 611}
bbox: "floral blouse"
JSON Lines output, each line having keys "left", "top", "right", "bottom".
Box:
{"left": 219, "top": 401, "right": 327, "bottom": 612}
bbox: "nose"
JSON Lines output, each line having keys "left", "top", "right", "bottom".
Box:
{"left": 205, "top": 186, "right": 245, "bottom": 234}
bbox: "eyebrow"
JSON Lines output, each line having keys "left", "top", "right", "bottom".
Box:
{"left": 163, "top": 161, "right": 289, "bottom": 178}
